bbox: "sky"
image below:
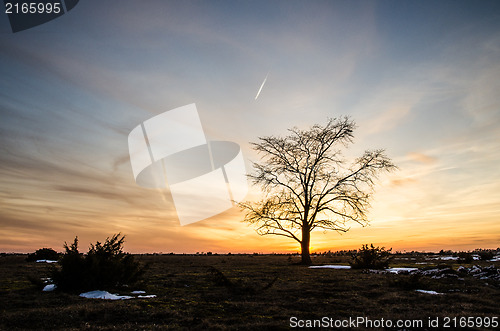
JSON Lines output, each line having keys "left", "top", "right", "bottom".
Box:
{"left": 1, "top": 0, "right": 499, "bottom": 253}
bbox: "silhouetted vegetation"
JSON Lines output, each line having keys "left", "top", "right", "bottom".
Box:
{"left": 476, "top": 249, "right": 495, "bottom": 261}
{"left": 438, "top": 249, "right": 454, "bottom": 255}
{"left": 26, "top": 248, "right": 60, "bottom": 262}
{"left": 1, "top": 253, "right": 499, "bottom": 330}
{"left": 457, "top": 251, "right": 473, "bottom": 264}
{"left": 52, "top": 234, "right": 144, "bottom": 293}
{"left": 240, "top": 118, "right": 396, "bottom": 265}
{"left": 350, "top": 244, "right": 392, "bottom": 269}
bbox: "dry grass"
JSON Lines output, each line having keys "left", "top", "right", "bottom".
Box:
{"left": 0, "top": 254, "right": 498, "bottom": 330}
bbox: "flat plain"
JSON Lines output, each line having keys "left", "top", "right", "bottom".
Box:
{"left": 0, "top": 254, "right": 499, "bottom": 330}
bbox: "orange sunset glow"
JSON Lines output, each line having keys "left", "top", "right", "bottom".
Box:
{"left": 1, "top": 1, "right": 499, "bottom": 255}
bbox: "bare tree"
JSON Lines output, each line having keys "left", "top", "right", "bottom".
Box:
{"left": 240, "top": 117, "right": 396, "bottom": 265}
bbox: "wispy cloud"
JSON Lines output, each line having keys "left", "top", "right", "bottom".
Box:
{"left": 1, "top": 1, "right": 500, "bottom": 253}
{"left": 407, "top": 152, "right": 437, "bottom": 165}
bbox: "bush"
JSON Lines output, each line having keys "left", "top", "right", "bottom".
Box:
{"left": 26, "top": 248, "right": 60, "bottom": 262}
{"left": 457, "top": 251, "right": 473, "bottom": 264}
{"left": 350, "top": 244, "right": 392, "bottom": 269}
{"left": 477, "top": 250, "right": 495, "bottom": 261}
{"left": 52, "top": 234, "right": 144, "bottom": 293}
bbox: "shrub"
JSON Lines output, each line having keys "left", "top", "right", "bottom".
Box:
{"left": 26, "top": 248, "right": 60, "bottom": 262}
{"left": 477, "top": 250, "right": 495, "bottom": 261}
{"left": 457, "top": 251, "right": 473, "bottom": 264}
{"left": 52, "top": 236, "right": 86, "bottom": 291}
{"left": 52, "top": 234, "right": 144, "bottom": 293}
{"left": 350, "top": 244, "right": 392, "bottom": 269}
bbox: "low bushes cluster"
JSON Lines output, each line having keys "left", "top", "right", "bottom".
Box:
{"left": 26, "top": 248, "right": 60, "bottom": 262}
{"left": 350, "top": 244, "right": 392, "bottom": 269}
{"left": 476, "top": 250, "right": 495, "bottom": 261}
{"left": 457, "top": 251, "right": 473, "bottom": 264}
{"left": 52, "top": 234, "right": 144, "bottom": 293}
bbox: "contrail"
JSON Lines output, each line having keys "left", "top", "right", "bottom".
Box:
{"left": 255, "top": 73, "right": 269, "bottom": 100}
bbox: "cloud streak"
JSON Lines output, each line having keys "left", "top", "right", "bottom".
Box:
{"left": 254, "top": 73, "right": 268, "bottom": 100}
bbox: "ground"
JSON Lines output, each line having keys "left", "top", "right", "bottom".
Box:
{"left": 0, "top": 254, "right": 499, "bottom": 330}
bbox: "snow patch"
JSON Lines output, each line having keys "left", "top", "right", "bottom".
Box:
{"left": 43, "top": 284, "right": 56, "bottom": 292}
{"left": 415, "top": 289, "right": 443, "bottom": 295}
{"left": 385, "top": 267, "right": 418, "bottom": 273}
{"left": 78, "top": 290, "right": 157, "bottom": 300}
{"left": 36, "top": 260, "right": 58, "bottom": 263}
{"left": 309, "top": 265, "right": 351, "bottom": 269}
{"left": 79, "top": 290, "right": 133, "bottom": 300}
{"left": 434, "top": 256, "right": 458, "bottom": 260}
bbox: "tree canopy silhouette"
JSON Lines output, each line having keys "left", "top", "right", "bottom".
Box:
{"left": 240, "top": 117, "right": 396, "bottom": 265}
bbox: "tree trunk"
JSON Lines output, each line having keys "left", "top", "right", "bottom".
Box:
{"left": 300, "top": 229, "right": 312, "bottom": 265}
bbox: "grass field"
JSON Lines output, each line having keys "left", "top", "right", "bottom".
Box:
{"left": 0, "top": 254, "right": 499, "bottom": 330}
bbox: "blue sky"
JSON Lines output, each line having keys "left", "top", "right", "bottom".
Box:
{"left": 1, "top": 1, "right": 499, "bottom": 252}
